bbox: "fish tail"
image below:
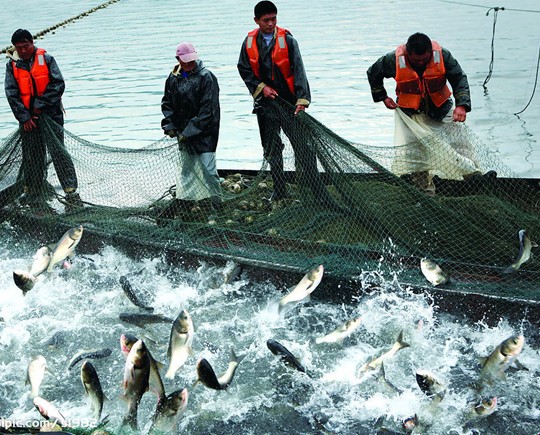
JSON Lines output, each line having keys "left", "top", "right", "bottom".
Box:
{"left": 122, "top": 402, "right": 139, "bottom": 430}
{"left": 397, "top": 330, "right": 410, "bottom": 349}
{"left": 502, "top": 265, "right": 517, "bottom": 274}
{"left": 231, "top": 349, "right": 246, "bottom": 365}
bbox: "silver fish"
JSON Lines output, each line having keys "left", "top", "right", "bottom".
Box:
{"left": 165, "top": 309, "right": 194, "bottom": 379}
{"left": 33, "top": 396, "right": 68, "bottom": 427}
{"left": 357, "top": 330, "right": 410, "bottom": 377}
{"left": 420, "top": 258, "right": 449, "bottom": 286}
{"left": 29, "top": 246, "right": 51, "bottom": 277}
{"left": 472, "top": 396, "right": 497, "bottom": 417}
{"left": 81, "top": 360, "right": 105, "bottom": 421}
{"left": 415, "top": 370, "right": 446, "bottom": 403}
{"left": 26, "top": 355, "right": 47, "bottom": 398}
{"left": 47, "top": 225, "right": 83, "bottom": 272}
{"left": 314, "top": 316, "right": 362, "bottom": 345}
{"left": 196, "top": 349, "right": 245, "bottom": 390}
{"left": 120, "top": 333, "right": 165, "bottom": 400}
{"left": 278, "top": 265, "right": 324, "bottom": 312}
{"left": 479, "top": 335, "right": 525, "bottom": 385}
{"left": 122, "top": 339, "right": 150, "bottom": 430}
{"left": 503, "top": 229, "right": 535, "bottom": 274}
{"left": 150, "top": 388, "right": 189, "bottom": 434}
{"left": 13, "top": 269, "right": 36, "bottom": 295}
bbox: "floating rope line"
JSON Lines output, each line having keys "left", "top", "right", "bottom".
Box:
{"left": 514, "top": 43, "right": 540, "bottom": 116}
{"left": 436, "top": 0, "right": 540, "bottom": 13}
{"left": 482, "top": 6, "right": 503, "bottom": 91}
{"left": 434, "top": 1, "right": 540, "bottom": 92}
{"left": 1, "top": 0, "right": 120, "bottom": 55}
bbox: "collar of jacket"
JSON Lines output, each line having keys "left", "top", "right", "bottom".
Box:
{"left": 171, "top": 59, "right": 203, "bottom": 77}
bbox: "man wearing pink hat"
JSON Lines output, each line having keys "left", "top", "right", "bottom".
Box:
{"left": 160, "top": 41, "right": 221, "bottom": 218}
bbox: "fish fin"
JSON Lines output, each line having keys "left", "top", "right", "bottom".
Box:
{"left": 154, "top": 360, "right": 165, "bottom": 371}
{"left": 68, "top": 251, "right": 75, "bottom": 259}
{"left": 231, "top": 348, "right": 246, "bottom": 364}
{"left": 478, "top": 357, "right": 487, "bottom": 367}
{"left": 397, "top": 330, "right": 410, "bottom": 349}
{"left": 513, "top": 359, "right": 528, "bottom": 371}
{"left": 188, "top": 346, "right": 194, "bottom": 356}
{"left": 164, "top": 365, "right": 176, "bottom": 380}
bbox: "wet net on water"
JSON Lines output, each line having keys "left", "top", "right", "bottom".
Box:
{"left": 0, "top": 98, "right": 539, "bottom": 306}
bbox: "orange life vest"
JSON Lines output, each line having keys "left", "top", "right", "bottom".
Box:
{"left": 394, "top": 41, "right": 451, "bottom": 110}
{"left": 11, "top": 48, "right": 50, "bottom": 109}
{"left": 245, "top": 26, "right": 295, "bottom": 94}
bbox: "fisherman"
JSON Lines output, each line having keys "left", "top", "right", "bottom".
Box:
{"left": 160, "top": 41, "right": 222, "bottom": 220}
{"left": 4, "top": 29, "right": 82, "bottom": 210}
{"left": 237, "top": 1, "right": 333, "bottom": 206}
{"left": 366, "top": 32, "right": 485, "bottom": 195}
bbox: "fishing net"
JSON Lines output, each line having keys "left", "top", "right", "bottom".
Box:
{"left": 1, "top": 98, "right": 539, "bottom": 306}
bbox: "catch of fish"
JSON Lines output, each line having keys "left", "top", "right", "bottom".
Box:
{"left": 3, "top": 228, "right": 536, "bottom": 434}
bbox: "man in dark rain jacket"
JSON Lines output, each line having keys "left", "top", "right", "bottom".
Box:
{"left": 238, "top": 1, "right": 331, "bottom": 204}
{"left": 161, "top": 42, "right": 221, "bottom": 216}
{"left": 367, "top": 32, "right": 482, "bottom": 195}
{"left": 4, "top": 29, "right": 81, "bottom": 210}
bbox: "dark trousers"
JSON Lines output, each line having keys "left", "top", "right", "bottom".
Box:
{"left": 20, "top": 119, "right": 78, "bottom": 197}
{"left": 256, "top": 101, "right": 330, "bottom": 202}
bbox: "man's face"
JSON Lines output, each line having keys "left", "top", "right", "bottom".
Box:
{"left": 255, "top": 13, "right": 277, "bottom": 35}
{"left": 179, "top": 59, "right": 196, "bottom": 72}
{"left": 407, "top": 51, "right": 432, "bottom": 69}
{"left": 14, "top": 40, "right": 35, "bottom": 61}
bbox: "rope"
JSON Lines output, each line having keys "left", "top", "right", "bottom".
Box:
{"left": 1, "top": 0, "right": 120, "bottom": 55}
{"left": 436, "top": 0, "right": 540, "bottom": 13}
{"left": 482, "top": 7, "right": 503, "bottom": 91}
{"left": 514, "top": 43, "right": 540, "bottom": 116}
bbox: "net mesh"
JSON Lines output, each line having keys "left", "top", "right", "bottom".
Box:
{"left": 1, "top": 98, "right": 539, "bottom": 304}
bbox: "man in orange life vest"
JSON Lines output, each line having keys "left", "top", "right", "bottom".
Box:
{"left": 4, "top": 29, "right": 82, "bottom": 209}
{"left": 367, "top": 32, "right": 482, "bottom": 195}
{"left": 238, "top": 1, "right": 331, "bottom": 205}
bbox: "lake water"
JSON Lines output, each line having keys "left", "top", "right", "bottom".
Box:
{"left": 1, "top": 1, "right": 540, "bottom": 434}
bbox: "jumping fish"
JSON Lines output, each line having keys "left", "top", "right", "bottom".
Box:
{"left": 150, "top": 388, "right": 189, "bottom": 434}
{"left": 357, "top": 330, "right": 410, "bottom": 377}
{"left": 420, "top": 258, "right": 449, "bottom": 286}
{"left": 313, "top": 316, "right": 362, "bottom": 345}
{"left": 119, "top": 312, "right": 174, "bottom": 328}
{"left": 479, "top": 335, "right": 525, "bottom": 385}
{"left": 81, "top": 360, "right": 105, "bottom": 421}
{"left": 196, "top": 349, "right": 245, "bottom": 390}
{"left": 503, "top": 230, "right": 535, "bottom": 274}
{"left": 47, "top": 225, "right": 83, "bottom": 272}
{"left": 120, "top": 333, "right": 165, "bottom": 399}
{"left": 278, "top": 265, "right": 324, "bottom": 313}
{"left": 119, "top": 276, "right": 154, "bottom": 312}
{"left": 33, "top": 396, "right": 68, "bottom": 427}
{"left": 68, "top": 348, "right": 113, "bottom": 370}
{"left": 29, "top": 246, "right": 52, "bottom": 277}
{"left": 26, "top": 355, "right": 47, "bottom": 398}
{"left": 122, "top": 339, "right": 151, "bottom": 430}
{"left": 415, "top": 370, "right": 446, "bottom": 403}
{"left": 266, "top": 339, "right": 307, "bottom": 374}
{"left": 165, "top": 309, "right": 194, "bottom": 379}
{"left": 13, "top": 270, "right": 36, "bottom": 295}
{"left": 471, "top": 397, "right": 498, "bottom": 417}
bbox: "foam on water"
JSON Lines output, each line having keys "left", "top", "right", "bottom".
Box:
{"left": 0, "top": 225, "right": 539, "bottom": 434}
